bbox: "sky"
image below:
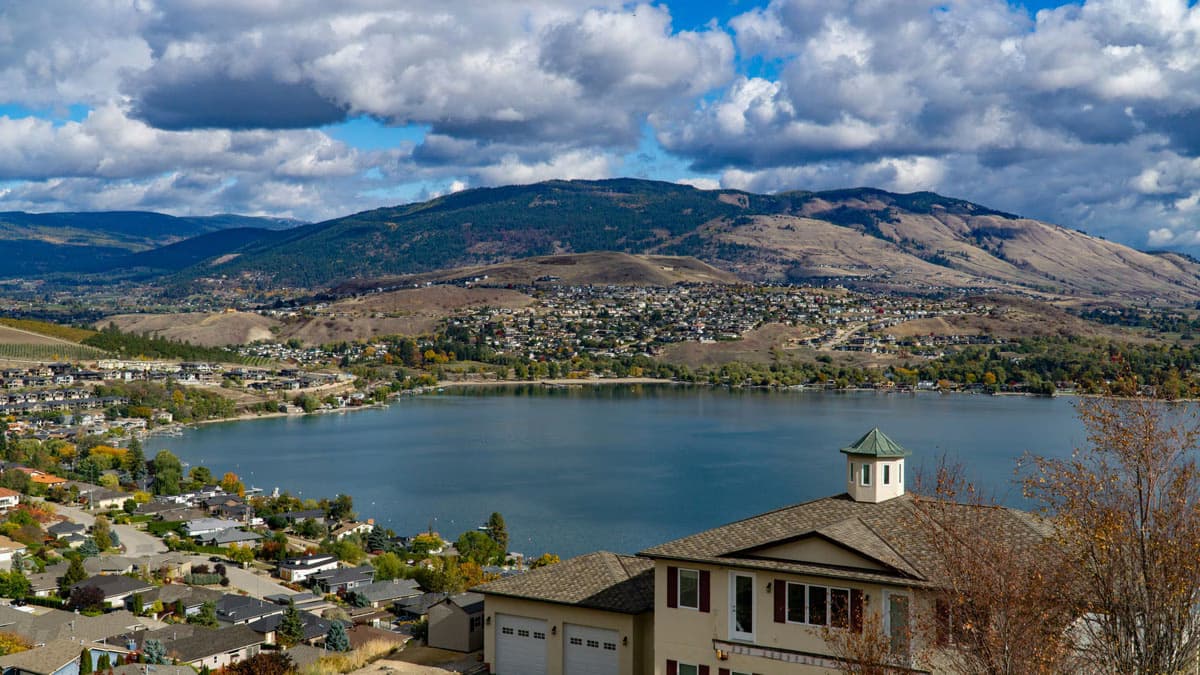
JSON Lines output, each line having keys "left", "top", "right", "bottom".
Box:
{"left": 3, "top": 0, "right": 1200, "bottom": 252}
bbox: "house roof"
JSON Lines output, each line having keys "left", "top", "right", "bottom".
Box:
{"left": 71, "top": 574, "right": 155, "bottom": 599}
{"left": 0, "top": 605, "right": 146, "bottom": 645}
{"left": 248, "top": 609, "right": 333, "bottom": 642}
{"left": 311, "top": 565, "right": 374, "bottom": 586}
{"left": 163, "top": 625, "right": 264, "bottom": 663}
{"left": 278, "top": 554, "right": 337, "bottom": 570}
{"left": 638, "top": 493, "right": 1049, "bottom": 588}
{"left": 396, "top": 591, "right": 449, "bottom": 616}
{"left": 0, "top": 535, "right": 26, "bottom": 552}
{"left": 206, "top": 529, "right": 263, "bottom": 545}
{"left": 216, "top": 594, "right": 286, "bottom": 623}
{"left": 840, "top": 427, "right": 910, "bottom": 458}
{"left": 47, "top": 520, "right": 87, "bottom": 536}
{"left": 445, "top": 592, "right": 484, "bottom": 614}
{"left": 0, "top": 638, "right": 125, "bottom": 674}
{"left": 476, "top": 551, "right": 654, "bottom": 614}
{"left": 355, "top": 579, "right": 421, "bottom": 603}
{"left": 0, "top": 487, "right": 19, "bottom": 499}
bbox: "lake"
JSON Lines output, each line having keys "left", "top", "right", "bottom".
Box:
{"left": 158, "top": 386, "right": 1087, "bottom": 558}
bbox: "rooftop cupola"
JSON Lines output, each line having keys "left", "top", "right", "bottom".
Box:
{"left": 841, "top": 427, "right": 910, "bottom": 503}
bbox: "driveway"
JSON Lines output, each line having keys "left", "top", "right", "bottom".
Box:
{"left": 186, "top": 555, "right": 294, "bottom": 598}
{"left": 48, "top": 502, "right": 167, "bottom": 556}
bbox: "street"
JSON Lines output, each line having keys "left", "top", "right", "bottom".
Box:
{"left": 50, "top": 502, "right": 168, "bottom": 556}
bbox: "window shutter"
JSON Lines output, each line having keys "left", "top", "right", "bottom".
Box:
{"left": 719, "top": 669, "right": 730, "bottom": 675}
{"left": 934, "top": 598, "right": 950, "bottom": 646}
{"left": 699, "top": 570, "right": 711, "bottom": 613}
{"left": 667, "top": 566, "right": 678, "bottom": 609}
{"left": 850, "top": 589, "right": 864, "bottom": 634}
{"left": 774, "top": 579, "right": 786, "bottom": 623}
{"left": 699, "top": 667, "right": 710, "bottom": 675}
{"left": 666, "top": 660, "right": 677, "bottom": 675}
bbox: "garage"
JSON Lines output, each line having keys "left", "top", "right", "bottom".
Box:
{"left": 495, "top": 614, "right": 548, "bottom": 675}
{"left": 564, "top": 623, "right": 619, "bottom": 675}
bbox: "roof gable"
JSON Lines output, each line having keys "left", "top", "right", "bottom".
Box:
{"left": 476, "top": 551, "right": 654, "bottom": 614}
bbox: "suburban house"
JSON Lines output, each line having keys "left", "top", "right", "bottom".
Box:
{"left": 0, "top": 638, "right": 132, "bottom": 675}
{"left": 310, "top": 565, "right": 374, "bottom": 594}
{"left": 46, "top": 521, "right": 86, "bottom": 540}
{"left": 353, "top": 578, "right": 422, "bottom": 608}
{"left": 132, "top": 584, "right": 224, "bottom": 619}
{"left": 0, "top": 536, "right": 26, "bottom": 571}
{"left": 182, "top": 518, "right": 242, "bottom": 538}
{"left": 277, "top": 553, "right": 339, "bottom": 583}
{"left": 69, "top": 575, "right": 155, "bottom": 609}
{"left": 202, "top": 528, "right": 263, "bottom": 547}
{"left": 159, "top": 625, "right": 265, "bottom": 670}
{"left": 395, "top": 592, "right": 450, "bottom": 621}
{"left": 215, "top": 594, "right": 285, "bottom": 626}
{"left": 330, "top": 519, "right": 374, "bottom": 541}
{"left": 477, "top": 429, "right": 1050, "bottom": 675}
{"left": 478, "top": 551, "right": 655, "bottom": 675}
{"left": 248, "top": 610, "right": 335, "bottom": 646}
{"left": 0, "top": 487, "right": 20, "bottom": 511}
{"left": 13, "top": 468, "right": 67, "bottom": 487}
{"left": 428, "top": 592, "right": 486, "bottom": 653}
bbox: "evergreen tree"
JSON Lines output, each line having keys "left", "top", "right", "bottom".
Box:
{"left": 367, "top": 524, "right": 387, "bottom": 552}
{"left": 96, "top": 653, "right": 110, "bottom": 670}
{"left": 126, "top": 437, "right": 146, "bottom": 485}
{"left": 78, "top": 538, "right": 100, "bottom": 558}
{"left": 486, "top": 512, "right": 508, "bottom": 552}
{"left": 143, "top": 639, "right": 167, "bottom": 665}
{"left": 59, "top": 556, "right": 87, "bottom": 594}
{"left": 187, "top": 601, "right": 218, "bottom": 627}
{"left": 91, "top": 516, "right": 111, "bottom": 551}
{"left": 278, "top": 601, "right": 304, "bottom": 647}
{"left": 11, "top": 551, "right": 23, "bottom": 573}
{"left": 325, "top": 620, "right": 350, "bottom": 652}
{"left": 79, "top": 648, "right": 93, "bottom": 674}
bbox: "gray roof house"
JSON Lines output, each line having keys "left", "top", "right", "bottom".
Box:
{"left": 69, "top": 574, "right": 155, "bottom": 607}
{"left": 46, "top": 521, "right": 86, "bottom": 538}
{"left": 203, "top": 528, "right": 263, "bottom": 547}
{"left": 248, "top": 610, "right": 336, "bottom": 646}
{"left": 161, "top": 625, "right": 265, "bottom": 670}
{"left": 353, "top": 578, "right": 422, "bottom": 608}
{"left": 0, "top": 639, "right": 132, "bottom": 675}
{"left": 215, "top": 594, "right": 286, "bottom": 626}
{"left": 310, "top": 565, "right": 374, "bottom": 594}
{"left": 428, "top": 592, "right": 485, "bottom": 653}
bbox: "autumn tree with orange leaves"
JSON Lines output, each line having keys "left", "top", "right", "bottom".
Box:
{"left": 1026, "top": 394, "right": 1200, "bottom": 674}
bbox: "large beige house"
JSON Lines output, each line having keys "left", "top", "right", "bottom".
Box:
{"left": 477, "top": 551, "right": 655, "bottom": 675}
{"left": 478, "top": 428, "right": 1048, "bottom": 675}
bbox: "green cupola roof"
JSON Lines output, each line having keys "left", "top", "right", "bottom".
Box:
{"left": 840, "top": 427, "right": 911, "bottom": 458}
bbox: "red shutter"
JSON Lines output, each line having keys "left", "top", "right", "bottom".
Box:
{"left": 699, "top": 667, "right": 710, "bottom": 675}
{"left": 699, "top": 570, "right": 711, "bottom": 613}
{"left": 934, "top": 598, "right": 950, "bottom": 646}
{"left": 774, "top": 579, "right": 786, "bottom": 623}
{"left": 667, "top": 567, "right": 678, "bottom": 609}
{"left": 666, "top": 659, "right": 678, "bottom": 675}
{"left": 850, "top": 588, "right": 864, "bottom": 634}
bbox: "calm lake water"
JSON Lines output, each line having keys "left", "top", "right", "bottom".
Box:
{"left": 159, "top": 386, "right": 1086, "bottom": 558}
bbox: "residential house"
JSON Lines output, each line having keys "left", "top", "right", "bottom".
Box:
{"left": 160, "top": 625, "right": 265, "bottom": 670}
{"left": 395, "top": 592, "right": 449, "bottom": 621}
{"left": 310, "top": 565, "right": 374, "bottom": 594}
{"left": 202, "top": 528, "right": 263, "bottom": 548}
{"left": 215, "top": 594, "right": 286, "bottom": 626}
{"left": 477, "top": 551, "right": 654, "bottom": 675}
{"left": 0, "top": 487, "right": 20, "bottom": 511}
{"left": 352, "top": 578, "right": 422, "bottom": 608}
{"left": 0, "top": 605, "right": 147, "bottom": 646}
{"left": 330, "top": 519, "right": 374, "bottom": 541}
{"left": 132, "top": 584, "right": 224, "bottom": 619}
{"left": 248, "top": 610, "right": 335, "bottom": 646}
{"left": 637, "top": 428, "right": 1049, "bottom": 675}
{"left": 0, "top": 536, "right": 26, "bottom": 571}
{"left": 281, "top": 509, "right": 325, "bottom": 525}
{"left": 45, "top": 521, "right": 86, "bottom": 540}
{"left": 0, "top": 639, "right": 131, "bottom": 675}
{"left": 276, "top": 553, "right": 339, "bottom": 583}
{"left": 64, "top": 481, "right": 127, "bottom": 510}
{"left": 428, "top": 592, "right": 485, "bottom": 653}
{"left": 12, "top": 468, "right": 66, "bottom": 487}
{"left": 182, "top": 518, "right": 241, "bottom": 538}
{"left": 70, "top": 575, "right": 155, "bottom": 608}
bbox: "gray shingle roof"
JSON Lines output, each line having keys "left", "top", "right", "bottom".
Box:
{"left": 163, "top": 625, "right": 264, "bottom": 663}
{"left": 476, "top": 551, "right": 654, "bottom": 614}
{"left": 638, "top": 493, "right": 1049, "bottom": 588}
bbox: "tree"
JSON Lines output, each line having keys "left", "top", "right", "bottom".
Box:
{"left": 96, "top": 653, "right": 110, "bottom": 671}
{"left": 142, "top": 639, "right": 167, "bottom": 665}
{"left": 277, "top": 601, "right": 304, "bottom": 647}
{"left": 67, "top": 585, "right": 106, "bottom": 613}
{"left": 326, "top": 620, "right": 351, "bottom": 652}
{"left": 220, "top": 472, "right": 244, "bottom": 496}
{"left": 486, "top": 511, "right": 508, "bottom": 552}
{"left": 10, "top": 551, "right": 23, "bottom": 574}
{"left": 125, "top": 437, "right": 146, "bottom": 485}
{"left": 0, "top": 631, "right": 31, "bottom": 656}
{"left": 59, "top": 556, "right": 86, "bottom": 594}
{"left": 371, "top": 551, "right": 406, "bottom": 581}
{"left": 79, "top": 647, "right": 93, "bottom": 674}
{"left": 227, "top": 543, "right": 255, "bottom": 566}
{"left": 326, "top": 494, "right": 354, "bottom": 522}
{"left": 187, "top": 600, "right": 218, "bottom": 627}
{"left": 78, "top": 538, "right": 100, "bottom": 558}
{"left": 91, "top": 515, "right": 111, "bottom": 551}
{"left": 1026, "top": 395, "right": 1200, "bottom": 673}
{"left": 0, "top": 571, "right": 31, "bottom": 599}
{"left": 151, "top": 450, "right": 182, "bottom": 495}
{"left": 530, "top": 553, "right": 560, "bottom": 569}
{"left": 188, "top": 465, "right": 213, "bottom": 486}
{"left": 367, "top": 524, "right": 388, "bottom": 553}
{"left": 327, "top": 539, "right": 365, "bottom": 565}
{"left": 456, "top": 530, "right": 502, "bottom": 566}
{"left": 130, "top": 592, "right": 144, "bottom": 615}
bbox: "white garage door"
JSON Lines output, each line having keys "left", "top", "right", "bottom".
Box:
{"left": 564, "top": 624, "right": 619, "bottom": 675}
{"left": 495, "top": 614, "right": 547, "bottom": 675}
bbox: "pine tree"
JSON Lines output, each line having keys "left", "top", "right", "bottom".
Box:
{"left": 59, "top": 556, "right": 87, "bottom": 595}
{"left": 126, "top": 438, "right": 146, "bottom": 485}
{"left": 278, "top": 601, "right": 304, "bottom": 647}
{"left": 325, "top": 620, "right": 350, "bottom": 652}
{"left": 486, "top": 512, "right": 508, "bottom": 552}
{"left": 367, "top": 525, "right": 387, "bottom": 553}
{"left": 79, "top": 648, "right": 93, "bottom": 674}
{"left": 143, "top": 639, "right": 167, "bottom": 665}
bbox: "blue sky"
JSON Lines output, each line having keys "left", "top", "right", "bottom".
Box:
{"left": 5, "top": 0, "right": 1200, "bottom": 252}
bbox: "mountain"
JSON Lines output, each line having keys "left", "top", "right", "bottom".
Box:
{"left": 120, "top": 227, "right": 290, "bottom": 271}
{"left": 190, "top": 179, "right": 1200, "bottom": 304}
{"left": 0, "top": 211, "right": 302, "bottom": 277}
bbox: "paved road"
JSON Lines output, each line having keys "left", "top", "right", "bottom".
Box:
{"left": 183, "top": 555, "right": 293, "bottom": 598}
{"left": 49, "top": 502, "right": 168, "bottom": 556}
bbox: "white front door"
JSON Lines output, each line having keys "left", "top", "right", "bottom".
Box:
{"left": 563, "top": 624, "right": 619, "bottom": 675}
{"left": 495, "top": 614, "right": 547, "bottom": 675}
{"left": 729, "top": 572, "right": 755, "bottom": 642}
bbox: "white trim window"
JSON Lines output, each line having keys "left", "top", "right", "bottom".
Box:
{"left": 678, "top": 568, "right": 700, "bottom": 610}
{"left": 786, "top": 582, "right": 851, "bottom": 629}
